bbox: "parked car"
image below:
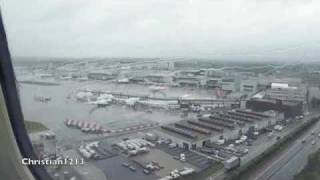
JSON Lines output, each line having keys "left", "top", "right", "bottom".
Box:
{"left": 143, "top": 169, "right": 150, "bottom": 174}
{"left": 129, "top": 166, "right": 136, "bottom": 172}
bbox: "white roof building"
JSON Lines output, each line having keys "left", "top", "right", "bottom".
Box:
{"left": 271, "top": 83, "right": 297, "bottom": 90}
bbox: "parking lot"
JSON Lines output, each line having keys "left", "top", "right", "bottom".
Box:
{"left": 158, "top": 143, "right": 214, "bottom": 170}
{"left": 131, "top": 148, "right": 196, "bottom": 177}
{"left": 95, "top": 155, "right": 158, "bottom": 180}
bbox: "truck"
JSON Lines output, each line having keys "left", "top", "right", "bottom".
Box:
{"left": 224, "top": 156, "right": 240, "bottom": 171}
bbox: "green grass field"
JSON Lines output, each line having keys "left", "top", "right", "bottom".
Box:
{"left": 24, "top": 120, "right": 48, "bottom": 133}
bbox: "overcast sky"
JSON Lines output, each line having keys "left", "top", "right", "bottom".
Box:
{"left": 1, "top": 0, "right": 320, "bottom": 60}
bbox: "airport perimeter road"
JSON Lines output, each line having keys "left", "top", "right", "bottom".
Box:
{"left": 249, "top": 117, "right": 320, "bottom": 180}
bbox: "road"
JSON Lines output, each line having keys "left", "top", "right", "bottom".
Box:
{"left": 249, "top": 117, "right": 320, "bottom": 180}
{"left": 205, "top": 113, "right": 320, "bottom": 180}
{"left": 270, "top": 137, "right": 319, "bottom": 180}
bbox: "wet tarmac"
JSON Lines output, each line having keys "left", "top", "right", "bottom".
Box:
{"left": 18, "top": 81, "right": 215, "bottom": 144}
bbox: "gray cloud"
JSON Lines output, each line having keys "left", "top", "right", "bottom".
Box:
{"left": 1, "top": 0, "right": 320, "bottom": 60}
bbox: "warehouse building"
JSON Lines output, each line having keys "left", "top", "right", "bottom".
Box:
{"left": 240, "top": 79, "right": 258, "bottom": 94}
{"left": 173, "top": 76, "right": 201, "bottom": 87}
{"left": 221, "top": 78, "right": 238, "bottom": 93}
{"left": 265, "top": 83, "right": 307, "bottom": 103}
{"left": 155, "top": 109, "right": 282, "bottom": 150}
{"left": 87, "top": 72, "right": 116, "bottom": 80}
{"left": 205, "top": 78, "right": 221, "bottom": 88}
{"left": 144, "top": 74, "right": 173, "bottom": 84}
{"left": 246, "top": 98, "right": 303, "bottom": 119}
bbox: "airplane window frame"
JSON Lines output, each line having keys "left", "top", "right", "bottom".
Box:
{"left": 0, "top": 12, "right": 53, "bottom": 180}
